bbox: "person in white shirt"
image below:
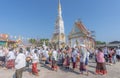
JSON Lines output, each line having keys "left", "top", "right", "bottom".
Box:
{"left": 6, "top": 48, "right": 16, "bottom": 69}
{"left": 0, "top": 48, "right": 5, "bottom": 67}
{"left": 31, "top": 49, "right": 39, "bottom": 76}
{"left": 42, "top": 48, "right": 50, "bottom": 65}
{"left": 103, "top": 47, "right": 109, "bottom": 62}
{"left": 116, "top": 47, "right": 120, "bottom": 62}
{"left": 51, "top": 49, "right": 58, "bottom": 71}
{"left": 79, "top": 44, "right": 89, "bottom": 75}
{"left": 25, "top": 48, "right": 31, "bottom": 68}
{"left": 71, "top": 48, "right": 78, "bottom": 70}
{"left": 15, "top": 48, "right": 26, "bottom": 78}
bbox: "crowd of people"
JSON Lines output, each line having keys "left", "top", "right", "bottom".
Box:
{"left": 0, "top": 45, "right": 120, "bottom": 78}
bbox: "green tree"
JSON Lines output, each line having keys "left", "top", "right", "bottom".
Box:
{"left": 29, "top": 39, "right": 37, "bottom": 45}
{"left": 39, "top": 38, "right": 49, "bottom": 46}
{"left": 96, "top": 41, "right": 106, "bottom": 45}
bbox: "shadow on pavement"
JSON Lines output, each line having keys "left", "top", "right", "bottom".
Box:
{"left": 40, "top": 62, "right": 53, "bottom": 71}
{"left": 88, "top": 70, "right": 96, "bottom": 75}
{"left": 88, "top": 65, "right": 96, "bottom": 68}
{"left": 12, "top": 73, "right": 15, "bottom": 78}
{"left": 58, "top": 66, "right": 80, "bottom": 75}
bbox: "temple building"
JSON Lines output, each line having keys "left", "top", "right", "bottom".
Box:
{"left": 51, "top": 0, "right": 66, "bottom": 49}
{"left": 68, "top": 20, "right": 95, "bottom": 51}
{"left": 0, "top": 34, "right": 8, "bottom": 46}
{"left": 0, "top": 34, "right": 21, "bottom": 47}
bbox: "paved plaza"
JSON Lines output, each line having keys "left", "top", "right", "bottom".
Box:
{"left": 0, "top": 59, "right": 120, "bottom": 78}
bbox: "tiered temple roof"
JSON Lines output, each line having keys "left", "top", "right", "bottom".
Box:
{"left": 75, "top": 21, "right": 90, "bottom": 36}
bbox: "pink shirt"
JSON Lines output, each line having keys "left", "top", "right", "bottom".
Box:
{"left": 97, "top": 52, "right": 105, "bottom": 63}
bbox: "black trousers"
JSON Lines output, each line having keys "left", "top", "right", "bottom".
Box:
{"left": 15, "top": 67, "right": 24, "bottom": 78}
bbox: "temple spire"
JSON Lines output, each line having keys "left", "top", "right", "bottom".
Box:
{"left": 58, "top": 0, "right": 62, "bottom": 16}
{"left": 51, "top": 0, "right": 65, "bottom": 49}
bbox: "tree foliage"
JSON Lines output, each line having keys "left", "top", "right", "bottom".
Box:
{"left": 29, "top": 38, "right": 49, "bottom": 47}
{"left": 29, "top": 39, "right": 36, "bottom": 45}
{"left": 40, "top": 39, "right": 49, "bottom": 46}
{"left": 96, "top": 41, "right": 106, "bottom": 45}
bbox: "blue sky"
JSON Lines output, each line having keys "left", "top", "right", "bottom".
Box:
{"left": 0, "top": 0, "right": 120, "bottom": 42}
